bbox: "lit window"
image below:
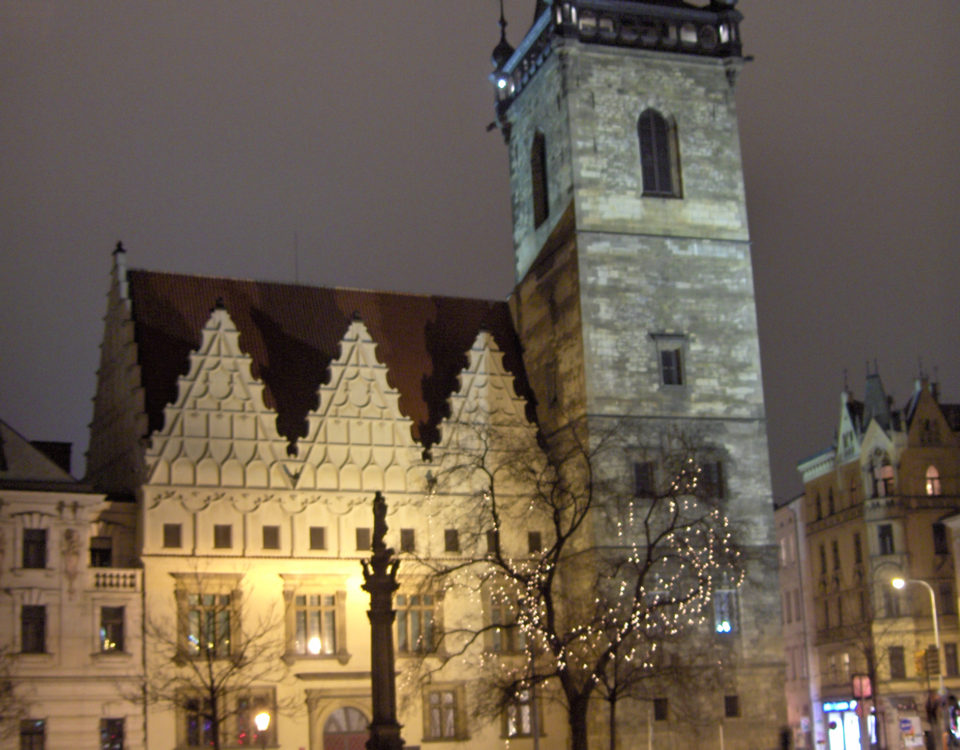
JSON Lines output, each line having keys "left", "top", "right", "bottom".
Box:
{"left": 100, "top": 606, "right": 125, "bottom": 652}
{"left": 713, "top": 589, "right": 739, "bottom": 634}
{"left": 424, "top": 687, "right": 466, "bottom": 740}
{"left": 186, "top": 594, "right": 231, "bottom": 658}
{"left": 926, "top": 466, "right": 942, "bottom": 496}
{"left": 22, "top": 529, "right": 46, "bottom": 569}
{"left": 295, "top": 595, "right": 337, "bottom": 656}
{"left": 490, "top": 591, "right": 525, "bottom": 653}
{"left": 21, "top": 605, "right": 45, "bottom": 653}
{"left": 504, "top": 689, "right": 535, "bottom": 738}
{"left": 638, "top": 108, "right": 681, "bottom": 197}
{"left": 531, "top": 131, "right": 549, "bottom": 228}
{"left": 184, "top": 690, "right": 276, "bottom": 749}
{"left": 100, "top": 718, "right": 124, "bottom": 750}
{"left": 20, "top": 720, "right": 45, "bottom": 750}
{"left": 396, "top": 593, "right": 436, "bottom": 654}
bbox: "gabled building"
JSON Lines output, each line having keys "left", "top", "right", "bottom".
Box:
{"left": 0, "top": 419, "right": 141, "bottom": 750}
{"left": 795, "top": 372, "right": 960, "bottom": 750}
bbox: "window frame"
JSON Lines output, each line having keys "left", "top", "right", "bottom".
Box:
{"left": 502, "top": 688, "right": 543, "bottom": 739}
{"left": 280, "top": 576, "right": 349, "bottom": 664}
{"left": 262, "top": 525, "right": 280, "bottom": 551}
{"left": 650, "top": 333, "right": 687, "bottom": 388}
{"left": 20, "top": 719, "right": 45, "bottom": 750}
{"left": 22, "top": 528, "right": 47, "bottom": 569}
{"left": 400, "top": 528, "right": 416, "bottom": 554}
{"left": 309, "top": 526, "right": 327, "bottom": 551}
{"left": 422, "top": 684, "right": 468, "bottom": 742}
{"left": 173, "top": 573, "right": 242, "bottom": 661}
{"left": 396, "top": 590, "right": 439, "bottom": 655}
{"left": 213, "top": 524, "right": 233, "bottom": 550}
{"left": 888, "top": 645, "right": 906, "bottom": 679}
{"left": 356, "top": 527, "right": 371, "bottom": 552}
{"left": 444, "top": 529, "right": 460, "bottom": 553}
{"left": 100, "top": 605, "right": 125, "bottom": 653}
{"left": 21, "top": 604, "right": 46, "bottom": 654}
{"left": 163, "top": 523, "right": 183, "bottom": 549}
{"left": 100, "top": 717, "right": 124, "bottom": 750}
{"left": 713, "top": 589, "right": 739, "bottom": 634}
{"left": 638, "top": 108, "right": 682, "bottom": 198}
{"left": 530, "top": 131, "right": 549, "bottom": 228}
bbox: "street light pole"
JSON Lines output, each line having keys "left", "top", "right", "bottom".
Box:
{"left": 892, "top": 577, "right": 946, "bottom": 746}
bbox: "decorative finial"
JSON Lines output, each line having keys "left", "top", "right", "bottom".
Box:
{"left": 113, "top": 241, "right": 125, "bottom": 255}
{"left": 491, "top": 0, "right": 515, "bottom": 70}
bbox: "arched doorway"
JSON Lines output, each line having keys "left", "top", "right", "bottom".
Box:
{"left": 323, "top": 707, "right": 369, "bottom": 750}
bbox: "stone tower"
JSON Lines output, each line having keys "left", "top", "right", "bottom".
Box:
{"left": 494, "top": 2, "right": 785, "bottom": 747}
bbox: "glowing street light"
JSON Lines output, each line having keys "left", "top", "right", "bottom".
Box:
{"left": 254, "top": 711, "right": 270, "bottom": 750}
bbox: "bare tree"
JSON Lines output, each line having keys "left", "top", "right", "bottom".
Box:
{"left": 0, "top": 645, "right": 28, "bottom": 740}
{"left": 407, "top": 418, "right": 741, "bottom": 750}
{"left": 137, "top": 573, "right": 295, "bottom": 750}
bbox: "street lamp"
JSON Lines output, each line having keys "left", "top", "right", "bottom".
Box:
{"left": 253, "top": 711, "right": 270, "bottom": 750}
{"left": 892, "top": 577, "right": 947, "bottom": 743}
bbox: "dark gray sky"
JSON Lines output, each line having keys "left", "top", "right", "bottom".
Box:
{"left": 2, "top": 1, "right": 958, "bottom": 501}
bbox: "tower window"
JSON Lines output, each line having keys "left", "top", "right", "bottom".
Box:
{"left": 651, "top": 333, "right": 686, "bottom": 387}
{"left": 926, "top": 466, "right": 942, "bottom": 496}
{"left": 634, "top": 461, "right": 656, "bottom": 497}
{"left": 638, "top": 109, "right": 681, "bottom": 198}
{"left": 878, "top": 524, "right": 895, "bottom": 555}
{"left": 531, "top": 131, "right": 549, "bottom": 228}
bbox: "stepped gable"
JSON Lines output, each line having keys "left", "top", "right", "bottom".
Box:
{"left": 126, "top": 269, "right": 535, "bottom": 453}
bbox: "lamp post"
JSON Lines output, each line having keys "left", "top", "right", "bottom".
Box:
{"left": 254, "top": 711, "right": 270, "bottom": 750}
{"left": 892, "top": 577, "right": 947, "bottom": 746}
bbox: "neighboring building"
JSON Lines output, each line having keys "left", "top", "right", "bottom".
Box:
{"left": 0, "top": 419, "right": 142, "bottom": 750}
{"left": 795, "top": 372, "right": 960, "bottom": 750}
{"left": 8, "top": 1, "right": 783, "bottom": 748}
{"left": 776, "top": 493, "right": 816, "bottom": 750}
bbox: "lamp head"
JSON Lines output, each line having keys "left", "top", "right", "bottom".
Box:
{"left": 254, "top": 711, "right": 270, "bottom": 732}
{"left": 891, "top": 577, "right": 906, "bottom": 590}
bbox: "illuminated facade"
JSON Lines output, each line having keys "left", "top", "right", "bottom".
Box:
{"left": 794, "top": 373, "right": 960, "bottom": 750}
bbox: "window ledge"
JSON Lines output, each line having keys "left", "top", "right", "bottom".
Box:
{"left": 284, "top": 651, "right": 351, "bottom": 666}
{"left": 93, "top": 650, "right": 133, "bottom": 660}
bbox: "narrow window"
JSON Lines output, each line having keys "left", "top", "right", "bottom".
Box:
{"left": 100, "top": 606, "right": 125, "bottom": 652}
{"left": 444, "top": 529, "right": 460, "bottom": 553}
{"left": 528, "top": 531, "right": 542, "bottom": 554}
{"left": 827, "top": 488, "right": 835, "bottom": 515}
{"left": 100, "top": 718, "right": 124, "bottom": 750}
{"left": 701, "top": 461, "right": 724, "bottom": 499}
{"left": 853, "top": 533, "right": 862, "bottom": 564}
{"left": 927, "top": 466, "right": 942, "bottom": 496}
{"left": 295, "top": 594, "right": 337, "bottom": 655}
{"left": 724, "top": 694, "right": 740, "bottom": 718}
{"left": 934, "top": 523, "right": 949, "bottom": 555}
{"left": 262, "top": 525, "right": 280, "bottom": 550}
{"left": 486, "top": 529, "right": 499, "bottom": 555}
{"left": 504, "top": 689, "right": 534, "bottom": 738}
{"left": 941, "top": 582, "right": 956, "bottom": 615}
{"left": 90, "top": 535, "right": 113, "bottom": 567}
{"left": 638, "top": 108, "right": 681, "bottom": 197}
{"left": 426, "top": 688, "right": 460, "bottom": 740}
{"left": 396, "top": 593, "right": 436, "bottom": 653}
{"left": 831, "top": 540, "right": 840, "bottom": 570}
{"left": 633, "top": 461, "right": 655, "bottom": 497}
{"left": 213, "top": 524, "right": 232, "bottom": 549}
{"left": 888, "top": 645, "right": 905, "bottom": 679}
{"left": 531, "top": 131, "right": 549, "bottom": 228}
{"left": 819, "top": 544, "right": 827, "bottom": 576}
{"left": 490, "top": 592, "right": 525, "bottom": 653}
{"left": 356, "top": 527, "right": 371, "bottom": 551}
{"left": 659, "top": 348, "right": 683, "bottom": 386}
{"left": 20, "top": 720, "right": 45, "bottom": 750}
{"left": 878, "top": 524, "right": 895, "bottom": 555}
{"left": 186, "top": 593, "right": 231, "bottom": 657}
{"left": 946, "top": 643, "right": 959, "bottom": 677}
{"left": 400, "top": 528, "right": 416, "bottom": 553}
{"left": 309, "top": 526, "right": 326, "bottom": 551}
{"left": 22, "top": 529, "right": 46, "bottom": 568}
{"left": 162, "top": 523, "right": 182, "bottom": 549}
{"left": 653, "top": 698, "right": 668, "bottom": 721}
{"left": 21, "top": 605, "right": 45, "bottom": 653}
{"left": 714, "top": 589, "right": 739, "bottom": 633}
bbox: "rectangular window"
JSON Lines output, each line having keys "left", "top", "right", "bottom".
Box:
{"left": 356, "top": 527, "right": 371, "bottom": 551}
{"left": 295, "top": 594, "right": 337, "bottom": 656}
{"left": 941, "top": 583, "right": 956, "bottom": 615}
{"left": 878, "top": 524, "right": 895, "bottom": 555}
{"left": 714, "top": 590, "right": 739, "bottom": 634}
{"left": 486, "top": 530, "right": 498, "bottom": 554}
{"left": 100, "top": 606, "right": 125, "bottom": 652}
{"left": 90, "top": 536, "right": 113, "bottom": 567}
{"left": 425, "top": 688, "right": 461, "bottom": 740}
{"left": 633, "top": 461, "right": 655, "bottom": 497}
{"left": 213, "top": 525, "right": 232, "bottom": 549}
{"left": 396, "top": 593, "right": 435, "bottom": 653}
{"left": 490, "top": 592, "right": 525, "bottom": 653}
{"left": 853, "top": 533, "right": 862, "bottom": 564}
{"left": 233, "top": 692, "right": 275, "bottom": 748}
{"left": 653, "top": 697, "right": 668, "bottom": 721}
{"left": 22, "top": 529, "right": 46, "bottom": 568}
{"left": 444, "top": 529, "right": 459, "bottom": 553}
{"left": 528, "top": 531, "right": 542, "bottom": 554}
{"left": 400, "top": 528, "right": 415, "bottom": 553}
{"left": 724, "top": 694, "right": 740, "bottom": 718}
{"left": 20, "top": 720, "right": 45, "bottom": 750}
{"left": 819, "top": 544, "right": 827, "bottom": 576}
{"left": 659, "top": 348, "right": 683, "bottom": 386}
{"left": 163, "top": 523, "right": 182, "bottom": 549}
{"left": 186, "top": 594, "right": 231, "bottom": 658}
{"left": 262, "top": 525, "right": 280, "bottom": 550}
{"left": 100, "top": 718, "right": 124, "bottom": 750}
{"left": 504, "top": 689, "right": 534, "bottom": 738}
{"left": 794, "top": 589, "right": 802, "bottom": 622}
{"left": 946, "top": 643, "right": 959, "bottom": 677}
{"left": 185, "top": 698, "right": 214, "bottom": 748}
{"left": 934, "top": 523, "right": 949, "bottom": 555}
{"left": 831, "top": 540, "right": 840, "bottom": 570}
{"left": 883, "top": 588, "right": 901, "bottom": 618}
{"left": 21, "top": 605, "right": 45, "bottom": 653}
{"left": 701, "top": 461, "right": 724, "bottom": 499}
{"left": 889, "top": 645, "right": 906, "bottom": 679}
{"left": 531, "top": 131, "right": 549, "bottom": 229}
{"left": 783, "top": 593, "right": 792, "bottom": 624}
{"left": 309, "top": 526, "right": 326, "bottom": 551}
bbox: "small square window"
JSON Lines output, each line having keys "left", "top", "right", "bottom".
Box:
{"left": 528, "top": 531, "right": 542, "bottom": 554}
{"left": 724, "top": 694, "right": 740, "bottom": 718}
{"left": 400, "top": 528, "right": 415, "bottom": 553}
{"left": 262, "top": 525, "right": 280, "bottom": 550}
{"left": 356, "top": 527, "right": 371, "bottom": 551}
{"left": 310, "top": 526, "right": 326, "bottom": 551}
{"left": 90, "top": 535, "right": 113, "bottom": 567}
{"left": 163, "top": 523, "right": 182, "bottom": 549}
{"left": 22, "top": 529, "right": 46, "bottom": 568}
{"left": 653, "top": 697, "right": 668, "bottom": 721}
{"left": 213, "top": 525, "right": 232, "bottom": 549}
{"left": 444, "top": 529, "right": 460, "bottom": 553}
{"left": 100, "top": 606, "right": 125, "bottom": 652}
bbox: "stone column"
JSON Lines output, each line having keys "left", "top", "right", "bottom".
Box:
{"left": 361, "top": 491, "right": 404, "bottom": 750}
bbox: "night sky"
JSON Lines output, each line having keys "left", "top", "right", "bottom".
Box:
{"left": 1, "top": 1, "right": 958, "bottom": 501}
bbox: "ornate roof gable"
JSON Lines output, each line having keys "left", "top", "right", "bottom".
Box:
{"left": 297, "top": 319, "right": 419, "bottom": 494}
{"left": 145, "top": 305, "right": 297, "bottom": 489}
{"left": 446, "top": 330, "right": 532, "bottom": 427}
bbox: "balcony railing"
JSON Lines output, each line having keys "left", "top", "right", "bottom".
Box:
{"left": 88, "top": 568, "right": 141, "bottom": 592}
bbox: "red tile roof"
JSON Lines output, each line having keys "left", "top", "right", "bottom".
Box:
{"left": 126, "top": 270, "right": 536, "bottom": 455}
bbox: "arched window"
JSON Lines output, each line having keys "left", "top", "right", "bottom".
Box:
{"left": 530, "top": 131, "right": 549, "bottom": 228}
{"left": 638, "top": 108, "right": 681, "bottom": 197}
{"left": 926, "top": 465, "right": 942, "bottom": 496}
